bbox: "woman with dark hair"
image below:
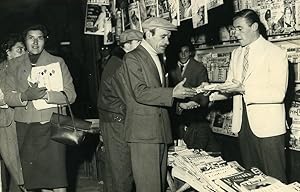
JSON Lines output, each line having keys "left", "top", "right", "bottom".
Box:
{"left": 0, "top": 34, "right": 25, "bottom": 62}
{"left": 4, "top": 24, "right": 76, "bottom": 192}
{"left": 0, "top": 33, "right": 26, "bottom": 192}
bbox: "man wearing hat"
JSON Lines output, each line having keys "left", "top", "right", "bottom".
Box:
{"left": 97, "top": 29, "right": 143, "bottom": 192}
{"left": 121, "top": 17, "right": 197, "bottom": 192}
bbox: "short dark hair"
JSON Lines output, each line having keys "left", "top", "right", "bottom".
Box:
{"left": 1, "top": 33, "right": 23, "bottom": 52}
{"left": 233, "top": 9, "right": 264, "bottom": 34}
{"left": 22, "top": 24, "right": 49, "bottom": 40}
{"left": 0, "top": 33, "right": 23, "bottom": 61}
{"left": 178, "top": 42, "right": 195, "bottom": 56}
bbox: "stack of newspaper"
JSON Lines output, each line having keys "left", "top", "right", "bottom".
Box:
{"left": 168, "top": 147, "right": 293, "bottom": 192}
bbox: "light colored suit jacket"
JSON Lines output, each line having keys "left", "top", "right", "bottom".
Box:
{"left": 4, "top": 50, "right": 76, "bottom": 123}
{"left": 226, "top": 36, "right": 288, "bottom": 137}
{"left": 122, "top": 45, "right": 174, "bottom": 144}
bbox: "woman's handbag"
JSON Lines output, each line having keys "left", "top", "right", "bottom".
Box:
{"left": 50, "top": 92, "right": 92, "bottom": 145}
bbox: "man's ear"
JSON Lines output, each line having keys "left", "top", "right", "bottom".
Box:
{"left": 145, "top": 31, "right": 152, "bottom": 39}
{"left": 251, "top": 22, "right": 259, "bottom": 31}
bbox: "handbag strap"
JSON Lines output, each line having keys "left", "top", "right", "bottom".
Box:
{"left": 56, "top": 91, "right": 77, "bottom": 131}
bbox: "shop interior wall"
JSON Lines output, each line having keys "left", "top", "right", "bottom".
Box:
{"left": 0, "top": 0, "right": 100, "bottom": 119}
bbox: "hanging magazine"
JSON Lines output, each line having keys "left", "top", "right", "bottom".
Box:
{"left": 191, "top": 0, "right": 208, "bottom": 28}
{"left": 168, "top": 0, "right": 180, "bottom": 26}
{"left": 207, "top": 0, "right": 224, "bottom": 10}
{"left": 145, "top": 0, "right": 158, "bottom": 18}
{"left": 84, "top": 0, "right": 110, "bottom": 35}
{"left": 158, "top": 0, "right": 171, "bottom": 20}
{"left": 128, "top": 1, "right": 142, "bottom": 31}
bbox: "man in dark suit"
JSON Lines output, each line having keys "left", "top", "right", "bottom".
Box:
{"left": 121, "top": 17, "right": 197, "bottom": 192}
{"left": 97, "top": 29, "right": 143, "bottom": 192}
{"left": 169, "top": 43, "right": 220, "bottom": 151}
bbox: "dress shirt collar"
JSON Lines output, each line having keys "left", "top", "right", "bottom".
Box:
{"left": 141, "top": 39, "right": 158, "bottom": 56}
{"left": 178, "top": 59, "right": 190, "bottom": 67}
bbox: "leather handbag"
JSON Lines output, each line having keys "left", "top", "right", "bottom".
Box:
{"left": 50, "top": 92, "right": 92, "bottom": 145}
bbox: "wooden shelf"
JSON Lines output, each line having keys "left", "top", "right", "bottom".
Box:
{"left": 194, "top": 34, "right": 300, "bottom": 50}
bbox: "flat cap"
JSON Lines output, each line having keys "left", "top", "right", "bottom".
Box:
{"left": 120, "top": 29, "right": 143, "bottom": 43}
{"left": 142, "top": 17, "right": 177, "bottom": 32}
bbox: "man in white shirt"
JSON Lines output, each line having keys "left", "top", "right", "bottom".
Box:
{"left": 209, "top": 9, "right": 288, "bottom": 183}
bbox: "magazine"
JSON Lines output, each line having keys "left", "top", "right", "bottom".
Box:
{"left": 216, "top": 168, "right": 285, "bottom": 192}
{"left": 145, "top": 0, "right": 158, "bottom": 18}
{"left": 207, "top": 0, "right": 224, "bottom": 10}
{"left": 29, "top": 62, "right": 63, "bottom": 110}
{"left": 128, "top": 2, "right": 142, "bottom": 31}
{"left": 179, "top": 0, "right": 192, "bottom": 21}
{"left": 158, "top": 0, "right": 171, "bottom": 20}
{"left": 84, "top": 2, "right": 111, "bottom": 35}
{"left": 168, "top": 0, "right": 180, "bottom": 26}
{"left": 273, "top": 181, "right": 300, "bottom": 191}
{"left": 191, "top": 0, "right": 208, "bottom": 28}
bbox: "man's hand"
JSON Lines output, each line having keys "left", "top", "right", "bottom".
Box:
{"left": 218, "top": 79, "right": 245, "bottom": 94}
{"left": 179, "top": 101, "right": 200, "bottom": 110}
{"left": 21, "top": 82, "right": 47, "bottom": 101}
{"left": 173, "top": 78, "right": 197, "bottom": 99}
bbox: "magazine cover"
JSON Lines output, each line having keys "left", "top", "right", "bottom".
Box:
{"left": 289, "top": 126, "right": 300, "bottom": 151}
{"left": 145, "top": 0, "right": 158, "bottom": 18}
{"left": 158, "top": 0, "right": 171, "bottom": 20}
{"left": 281, "top": 0, "right": 297, "bottom": 33}
{"left": 29, "top": 62, "right": 63, "bottom": 110}
{"left": 191, "top": 0, "right": 208, "bottom": 28}
{"left": 259, "top": 1, "right": 283, "bottom": 36}
{"left": 84, "top": 1, "right": 111, "bottom": 35}
{"left": 207, "top": 0, "right": 224, "bottom": 10}
{"left": 139, "top": 0, "right": 148, "bottom": 21}
{"left": 179, "top": 0, "right": 192, "bottom": 21}
{"left": 128, "top": 1, "right": 142, "bottom": 31}
{"left": 210, "top": 111, "right": 238, "bottom": 137}
{"left": 168, "top": 0, "right": 180, "bottom": 26}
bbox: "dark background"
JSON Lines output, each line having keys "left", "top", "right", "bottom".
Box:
{"left": 0, "top": 0, "right": 235, "bottom": 119}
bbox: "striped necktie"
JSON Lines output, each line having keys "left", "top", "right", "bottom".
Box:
{"left": 241, "top": 46, "right": 250, "bottom": 82}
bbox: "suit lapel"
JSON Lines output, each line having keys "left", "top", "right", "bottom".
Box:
{"left": 138, "top": 46, "right": 162, "bottom": 87}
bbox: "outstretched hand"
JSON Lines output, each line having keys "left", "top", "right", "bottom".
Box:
{"left": 179, "top": 101, "right": 200, "bottom": 110}
{"left": 173, "top": 78, "right": 197, "bottom": 99}
{"left": 218, "top": 79, "right": 244, "bottom": 94}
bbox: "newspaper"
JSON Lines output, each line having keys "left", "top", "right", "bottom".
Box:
{"left": 29, "top": 62, "right": 63, "bottom": 110}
